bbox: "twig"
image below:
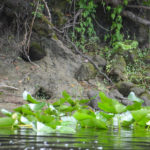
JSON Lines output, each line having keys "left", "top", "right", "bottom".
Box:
{"left": 42, "top": 0, "right": 52, "bottom": 24}
{"left": 66, "top": 36, "right": 113, "bottom": 85}
{"left": 127, "top": 5, "right": 150, "bottom": 10}
{"left": 0, "top": 85, "right": 18, "bottom": 90}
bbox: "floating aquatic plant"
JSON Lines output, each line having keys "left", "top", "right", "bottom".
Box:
{"left": 0, "top": 90, "right": 149, "bottom": 134}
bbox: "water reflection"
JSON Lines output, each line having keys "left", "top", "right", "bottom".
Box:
{"left": 0, "top": 127, "right": 150, "bottom": 149}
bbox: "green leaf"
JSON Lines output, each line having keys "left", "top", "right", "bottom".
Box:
{"left": 26, "top": 94, "right": 40, "bottom": 104}
{"left": 36, "top": 113, "right": 55, "bottom": 124}
{"left": 1, "top": 109, "right": 12, "bottom": 116}
{"left": 20, "top": 116, "right": 33, "bottom": 126}
{"left": 131, "top": 109, "right": 150, "bottom": 126}
{"left": 0, "top": 117, "right": 14, "bottom": 127}
{"left": 46, "top": 119, "right": 61, "bottom": 129}
{"left": 23, "top": 91, "right": 39, "bottom": 104}
{"left": 128, "top": 92, "right": 144, "bottom": 103}
{"left": 28, "top": 102, "right": 46, "bottom": 112}
{"left": 127, "top": 102, "right": 142, "bottom": 111}
{"left": 98, "top": 92, "right": 126, "bottom": 114}
{"left": 122, "top": 120, "right": 133, "bottom": 127}
{"left": 53, "top": 91, "right": 74, "bottom": 106}
{"left": 98, "top": 111, "right": 114, "bottom": 121}
{"left": 14, "top": 104, "right": 34, "bottom": 115}
{"left": 79, "top": 118, "right": 107, "bottom": 129}
{"left": 58, "top": 105, "right": 75, "bottom": 112}
{"left": 33, "top": 121, "right": 55, "bottom": 133}
{"left": 106, "top": 6, "right": 111, "bottom": 11}
{"left": 73, "top": 111, "right": 107, "bottom": 129}
{"left": 73, "top": 112, "right": 93, "bottom": 121}
{"left": 111, "top": 13, "right": 116, "bottom": 20}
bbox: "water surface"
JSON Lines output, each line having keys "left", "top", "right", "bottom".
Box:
{"left": 0, "top": 127, "right": 150, "bottom": 150}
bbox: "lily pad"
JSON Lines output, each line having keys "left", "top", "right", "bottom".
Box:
{"left": 0, "top": 117, "right": 14, "bottom": 127}
{"left": 128, "top": 92, "right": 144, "bottom": 103}
{"left": 98, "top": 92, "right": 126, "bottom": 114}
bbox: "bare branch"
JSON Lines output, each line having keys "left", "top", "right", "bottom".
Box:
{"left": 127, "top": 5, "right": 150, "bottom": 10}
{"left": 73, "top": 9, "right": 83, "bottom": 31}
{"left": 0, "top": 84, "right": 18, "bottom": 90}
{"left": 122, "top": 10, "right": 150, "bottom": 26}
{"left": 42, "top": 0, "right": 52, "bottom": 27}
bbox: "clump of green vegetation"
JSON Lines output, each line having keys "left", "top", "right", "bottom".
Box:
{"left": 71, "top": 0, "right": 98, "bottom": 52}
{"left": 0, "top": 90, "right": 150, "bottom": 134}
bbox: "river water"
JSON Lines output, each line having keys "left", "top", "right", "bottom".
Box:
{"left": 0, "top": 127, "right": 150, "bottom": 150}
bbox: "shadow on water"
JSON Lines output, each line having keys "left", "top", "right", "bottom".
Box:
{"left": 0, "top": 127, "right": 150, "bottom": 150}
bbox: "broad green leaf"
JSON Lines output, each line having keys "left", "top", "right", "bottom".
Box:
{"left": 46, "top": 119, "right": 61, "bottom": 129}
{"left": 23, "top": 91, "right": 39, "bottom": 104}
{"left": 33, "top": 121, "right": 55, "bottom": 133}
{"left": 127, "top": 102, "right": 142, "bottom": 111}
{"left": 98, "top": 92, "right": 126, "bottom": 114}
{"left": 35, "top": 112, "right": 55, "bottom": 123}
{"left": 79, "top": 118, "right": 107, "bottom": 129}
{"left": 20, "top": 116, "right": 33, "bottom": 126}
{"left": 58, "top": 105, "right": 75, "bottom": 112}
{"left": 98, "top": 112, "right": 114, "bottom": 121}
{"left": 1, "top": 109, "right": 12, "bottom": 116}
{"left": 74, "top": 111, "right": 107, "bottom": 129}
{"left": 122, "top": 120, "right": 134, "bottom": 127}
{"left": 73, "top": 112, "right": 93, "bottom": 121}
{"left": 131, "top": 109, "right": 150, "bottom": 126}
{"left": 14, "top": 105, "right": 34, "bottom": 115}
{"left": 26, "top": 115, "right": 37, "bottom": 122}
{"left": 52, "top": 98, "right": 65, "bottom": 106}
{"left": 0, "top": 117, "right": 14, "bottom": 127}
{"left": 92, "top": 118, "right": 107, "bottom": 129}
{"left": 128, "top": 92, "right": 144, "bottom": 103}
{"left": 26, "top": 94, "right": 40, "bottom": 104}
{"left": 28, "top": 102, "right": 45, "bottom": 112}
{"left": 78, "top": 109, "right": 95, "bottom": 117}
{"left": 53, "top": 91, "right": 71, "bottom": 106}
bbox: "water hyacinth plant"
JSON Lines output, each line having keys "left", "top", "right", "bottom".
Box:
{"left": 0, "top": 90, "right": 150, "bottom": 134}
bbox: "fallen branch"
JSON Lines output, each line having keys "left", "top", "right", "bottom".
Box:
{"left": 127, "top": 5, "right": 150, "bottom": 10}
{"left": 122, "top": 10, "right": 150, "bottom": 26}
{"left": 0, "top": 84, "right": 18, "bottom": 90}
